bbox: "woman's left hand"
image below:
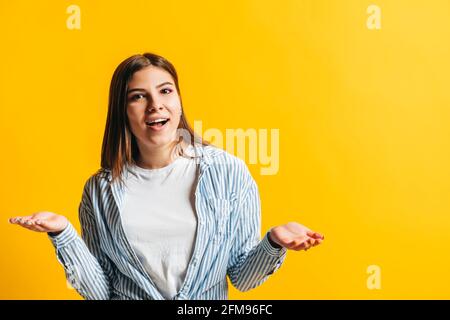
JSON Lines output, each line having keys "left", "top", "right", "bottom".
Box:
{"left": 269, "top": 222, "right": 325, "bottom": 251}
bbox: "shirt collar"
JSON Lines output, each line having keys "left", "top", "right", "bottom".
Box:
{"left": 103, "top": 143, "right": 213, "bottom": 183}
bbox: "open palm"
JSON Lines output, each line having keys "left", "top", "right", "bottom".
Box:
{"left": 269, "top": 222, "right": 325, "bottom": 251}
{"left": 9, "top": 211, "right": 68, "bottom": 235}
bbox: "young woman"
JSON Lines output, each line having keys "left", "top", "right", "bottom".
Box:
{"left": 9, "top": 53, "right": 324, "bottom": 300}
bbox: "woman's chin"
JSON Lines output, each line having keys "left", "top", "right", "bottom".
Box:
{"left": 144, "top": 133, "right": 178, "bottom": 147}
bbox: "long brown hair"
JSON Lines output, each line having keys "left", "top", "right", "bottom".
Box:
{"left": 100, "top": 52, "right": 210, "bottom": 184}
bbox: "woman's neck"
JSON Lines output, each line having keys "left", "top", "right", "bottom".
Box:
{"left": 136, "top": 140, "right": 186, "bottom": 169}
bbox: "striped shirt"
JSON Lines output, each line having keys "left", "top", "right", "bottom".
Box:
{"left": 48, "top": 144, "right": 287, "bottom": 300}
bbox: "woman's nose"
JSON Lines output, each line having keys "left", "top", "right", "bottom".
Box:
{"left": 146, "top": 104, "right": 164, "bottom": 112}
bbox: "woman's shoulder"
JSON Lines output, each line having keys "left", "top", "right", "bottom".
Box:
{"left": 201, "top": 144, "right": 254, "bottom": 186}
{"left": 80, "top": 168, "right": 112, "bottom": 194}
{"left": 201, "top": 144, "right": 248, "bottom": 170}
{"left": 200, "top": 145, "right": 257, "bottom": 201}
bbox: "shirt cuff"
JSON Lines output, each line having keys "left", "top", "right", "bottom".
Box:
{"left": 47, "top": 222, "right": 78, "bottom": 249}
{"left": 261, "top": 231, "right": 287, "bottom": 256}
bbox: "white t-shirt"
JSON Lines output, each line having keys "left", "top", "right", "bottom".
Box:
{"left": 121, "top": 153, "right": 199, "bottom": 299}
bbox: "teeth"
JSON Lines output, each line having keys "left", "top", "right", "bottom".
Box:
{"left": 147, "top": 118, "right": 168, "bottom": 124}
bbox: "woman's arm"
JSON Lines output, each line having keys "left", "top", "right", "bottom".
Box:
{"left": 10, "top": 202, "right": 114, "bottom": 299}
{"left": 48, "top": 200, "right": 114, "bottom": 300}
{"left": 226, "top": 165, "right": 288, "bottom": 292}
{"left": 226, "top": 162, "right": 325, "bottom": 293}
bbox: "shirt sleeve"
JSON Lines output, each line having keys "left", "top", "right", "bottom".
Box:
{"left": 226, "top": 162, "right": 287, "bottom": 292}
{"left": 48, "top": 180, "right": 114, "bottom": 300}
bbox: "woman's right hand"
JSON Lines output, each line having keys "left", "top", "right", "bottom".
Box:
{"left": 8, "top": 211, "right": 69, "bottom": 236}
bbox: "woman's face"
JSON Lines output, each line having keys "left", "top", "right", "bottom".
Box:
{"left": 126, "top": 65, "right": 182, "bottom": 148}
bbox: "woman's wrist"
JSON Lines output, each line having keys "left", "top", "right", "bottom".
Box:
{"left": 268, "top": 231, "right": 283, "bottom": 249}
{"left": 48, "top": 230, "right": 63, "bottom": 237}
{"left": 48, "top": 219, "right": 69, "bottom": 237}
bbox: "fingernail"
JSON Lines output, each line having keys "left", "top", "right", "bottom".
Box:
{"left": 36, "top": 220, "right": 41, "bottom": 224}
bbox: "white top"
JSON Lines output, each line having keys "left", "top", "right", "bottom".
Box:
{"left": 121, "top": 151, "right": 199, "bottom": 299}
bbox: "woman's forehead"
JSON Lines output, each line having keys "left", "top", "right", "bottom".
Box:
{"left": 129, "top": 66, "right": 173, "bottom": 85}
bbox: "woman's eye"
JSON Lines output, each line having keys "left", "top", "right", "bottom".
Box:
{"left": 160, "top": 88, "right": 172, "bottom": 94}
{"left": 131, "top": 94, "right": 145, "bottom": 101}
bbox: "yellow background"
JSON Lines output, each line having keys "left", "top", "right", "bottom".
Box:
{"left": 1, "top": 0, "right": 449, "bottom": 299}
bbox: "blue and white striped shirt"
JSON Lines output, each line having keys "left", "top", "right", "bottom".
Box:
{"left": 48, "top": 144, "right": 287, "bottom": 300}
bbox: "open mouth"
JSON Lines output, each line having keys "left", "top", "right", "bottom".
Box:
{"left": 145, "top": 118, "right": 170, "bottom": 128}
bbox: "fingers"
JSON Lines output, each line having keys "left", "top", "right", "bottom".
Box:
{"left": 9, "top": 216, "right": 48, "bottom": 232}
{"left": 26, "top": 219, "right": 48, "bottom": 232}
{"left": 291, "top": 241, "right": 311, "bottom": 251}
{"left": 306, "top": 230, "right": 325, "bottom": 240}
{"left": 34, "top": 219, "right": 52, "bottom": 230}
{"left": 12, "top": 216, "right": 34, "bottom": 229}
{"left": 284, "top": 236, "right": 309, "bottom": 249}
{"left": 9, "top": 216, "right": 31, "bottom": 224}
{"left": 285, "top": 238, "right": 310, "bottom": 251}
{"left": 290, "top": 236, "right": 324, "bottom": 251}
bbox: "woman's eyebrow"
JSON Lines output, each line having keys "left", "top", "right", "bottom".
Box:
{"left": 127, "top": 88, "right": 145, "bottom": 94}
{"left": 156, "top": 81, "right": 174, "bottom": 88}
{"left": 127, "top": 82, "right": 174, "bottom": 94}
